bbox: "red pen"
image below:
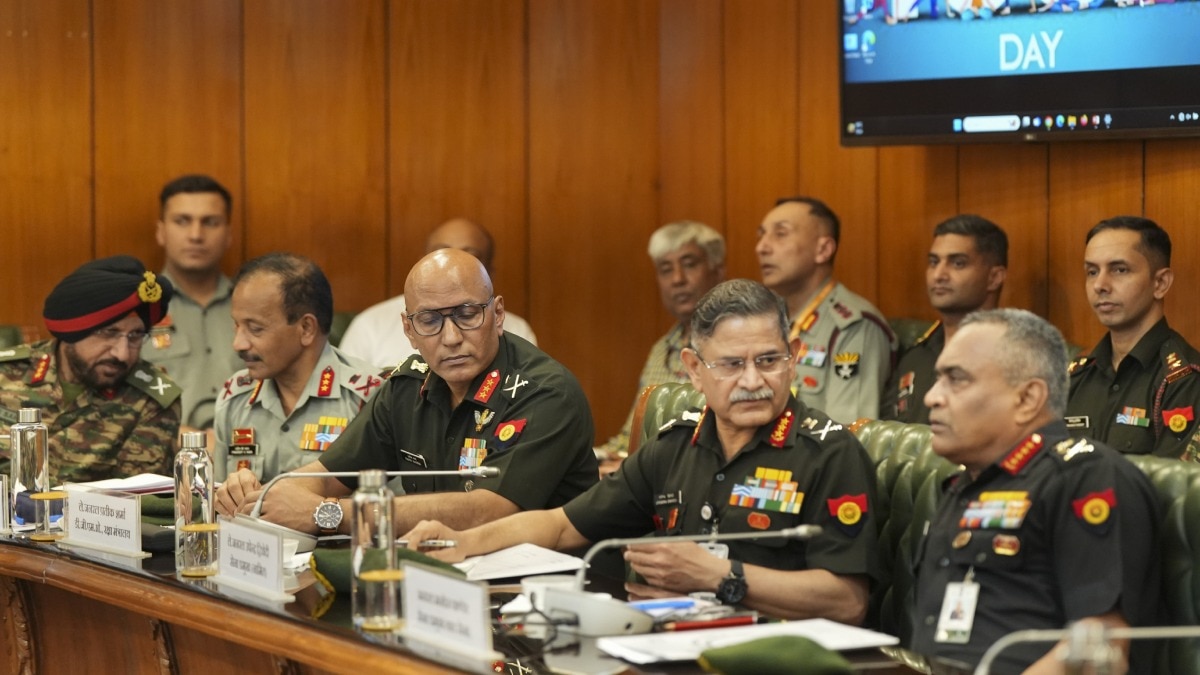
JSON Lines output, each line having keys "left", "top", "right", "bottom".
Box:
{"left": 659, "top": 613, "right": 758, "bottom": 632}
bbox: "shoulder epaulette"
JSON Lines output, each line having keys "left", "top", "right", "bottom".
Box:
{"left": 1163, "top": 351, "right": 1198, "bottom": 385}
{"left": 390, "top": 353, "right": 430, "bottom": 379}
{"left": 126, "top": 362, "right": 182, "bottom": 408}
{"left": 827, "top": 299, "right": 864, "bottom": 330}
{"left": 914, "top": 320, "right": 941, "bottom": 347}
{"left": 1067, "top": 356, "right": 1093, "bottom": 376}
{"left": 656, "top": 408, "right": 703, "bottom": 437}
{"left": 0, "top": 345, "right": 33, "bottom": 363}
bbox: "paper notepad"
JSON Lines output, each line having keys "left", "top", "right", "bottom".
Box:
{"left": 70, "top": 473, "right": 175, "bottom": 494}
{"left": 596, "top": 618, "right": 899, "bottom": 664}
{"left": 454, "top": 542, "right": 583, "bottom": 581}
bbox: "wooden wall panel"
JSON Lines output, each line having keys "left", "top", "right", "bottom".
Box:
{"left": 242, "top": 0, "right": 387, "bottom": 313}
{"left": 875, "top": 146, "right": 959, "bottom": 321}
{"left": 722, "top": 0, "right": 798, "bottom": 282}
{"left": 796, "top": 1, "right": 879, "bottom": 304}
{"left": 528, "top": 0, "right": 660, "bottom": 440}
{"left": 1045, "top": 142, "right": 1143, "bottom": 350}
{"left": 1146, "top": 138, "right": 1200, "bottom": 346}
{"left": 958, "top": 145, "right": 1049, "bottom": 318}
{"left": 658, "top": 0, "right": 725, "bottom": 235}
{"left": 389, "top": 0, "right": 529, "bottom": 314}
{"left": 92, "top": 0, "right": 244, "bottom": 278}
{"left": 0, "top": 1, "right": 92, "bottom": 333}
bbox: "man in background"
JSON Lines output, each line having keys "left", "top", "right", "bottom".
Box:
{"left": 1066, "top": 216, "right": 1200, "bottom": 458}
{"left": 143, "top": 174, "right": 242, "bottom": 434}
{"left": 340, "top": 218, "right": 538, "bottom": 367}
{"left": 0, "top": 256, "right": 181, "bottom": 482}
{"left": 214, "top": 253, "right": 383, "bottom": 481}
{"left": 884, "top": 214, "right": 1007, "bottom": 423}
{"left": 756, "top": 196, "right": 896, "bottom": 423}
{"left": 595, "top": 220, "right": 724, "bottom": 466}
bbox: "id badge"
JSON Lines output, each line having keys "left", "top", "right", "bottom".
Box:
{"left": 700, "top": 542, "right": 729, "bottom": 560}
{"left": 935, "top": 570, "right": 979, "bottom": 644}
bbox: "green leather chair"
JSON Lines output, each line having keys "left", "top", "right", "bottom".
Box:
{"left": 329, "top": 311, "right": 357, "bottom": 348}
{"left": 633, "top": 382, "right": 1200, "bottom": 674}
{"left": 0, "top": 326, "right": 24, "bottom": 348}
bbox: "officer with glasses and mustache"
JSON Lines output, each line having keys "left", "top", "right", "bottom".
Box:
{"left": 216, "top": 249, "right": 598, "bottom": 537}
{"left": 402, "top": 279, "right": 879, "bottom": 623}
{"left": 0, "top": 255, "right": 181, "bottom": 482}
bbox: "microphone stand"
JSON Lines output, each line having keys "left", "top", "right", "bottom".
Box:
{"left": 975, "top": 623, "right": 1200, "bottom": 675}
{"left": 248, "top": 466, "right": 500, "bottom": 518}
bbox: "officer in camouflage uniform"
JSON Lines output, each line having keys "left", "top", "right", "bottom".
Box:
{"left": 0, "top": 256, "right": 181, "bottom": 483}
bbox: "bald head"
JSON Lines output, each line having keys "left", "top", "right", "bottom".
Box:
{"left": 424, "top": 218, "right": 495, "bottom": 271}
{"left": 403, "top": 248, "right": 505, "bottom": 400}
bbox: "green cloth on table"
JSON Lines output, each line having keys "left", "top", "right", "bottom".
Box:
{"left": 698, "top": 635, "right": 852, "bottom": 675}
{"left": 310, "top": 546, "right": 465, "bottom": 594}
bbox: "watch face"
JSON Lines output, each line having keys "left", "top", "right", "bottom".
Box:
{"left": 717, "top": 576, "right": 748, "bottom": 605}
{"left": 314, "top": 501, "right": 342, "bottom": 529}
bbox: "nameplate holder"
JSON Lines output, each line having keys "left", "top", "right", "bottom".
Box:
{"left": 401, "top": 561, "right": 502, "bottom": 673}
{"left": 211, "top": 515, "right": 294, "bottom": 603}
{"left": 58, "top": 484, "right": 148, "bottom": 558}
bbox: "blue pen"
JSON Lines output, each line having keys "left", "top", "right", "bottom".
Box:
{"left": 629, "top": 598, "right": 697, "bottom": 611}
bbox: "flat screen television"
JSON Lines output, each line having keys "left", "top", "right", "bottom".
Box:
{"left": 839, "top": 0, "right": 1200, "bottom": 145}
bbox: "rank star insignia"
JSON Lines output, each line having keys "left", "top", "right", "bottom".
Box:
{"left": 833, "top": 352, "right": 860, "bottom": 380}
{"left": 503, "top": 373, "right": 528, "bottom": 397}
{"left": 474, "top": 370, "right": 500, "bottom": 403}
{"left": 317, "top": 366, "right": 335, "bottom": 397}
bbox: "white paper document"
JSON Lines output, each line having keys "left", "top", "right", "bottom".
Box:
{"left": 454, "top": 542, "right": 583, "bottom": 581}
{"left": 596, "top": 618, "right": 899, "bottom": 664}
{"left": 73, "top": 473, "right": 174, "bottom": 494}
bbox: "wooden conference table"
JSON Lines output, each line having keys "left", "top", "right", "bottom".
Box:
{"left": 0, "top": 536, "right": 923, "bottom": 674}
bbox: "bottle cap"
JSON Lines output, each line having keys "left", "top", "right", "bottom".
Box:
{"left": 18, "top": 408, "right": 42, "bottom": 424}
{"left": 180, "top": 431, "right": 207, "bottom": 449}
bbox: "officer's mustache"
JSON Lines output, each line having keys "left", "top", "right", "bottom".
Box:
{"left": 730, "top": 387, "right": 773, "bottom": 402}
{"left": 237, "top": 351, "right": 263, "bottom": 363}
{"left": 94, "top": 357, "right": 130, "bottom": 371}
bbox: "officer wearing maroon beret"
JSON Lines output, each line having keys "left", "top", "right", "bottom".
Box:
{"left": 0, "top": 255, "right": 183, "bottom": 483}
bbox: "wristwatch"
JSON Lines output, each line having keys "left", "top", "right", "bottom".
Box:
{"left": 313, "top": 497, "right": 343, "bottom": 535}
{"left": 715, "top": 559, "right": 748, "bottom": 605}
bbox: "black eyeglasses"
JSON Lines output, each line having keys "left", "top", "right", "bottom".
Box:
{"left": 406, "top": 297, "right": 494, "bottom": 337}
{"left": 691, "top": 350, "right": 792, "bottom": 380}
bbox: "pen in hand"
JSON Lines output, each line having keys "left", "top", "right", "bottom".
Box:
{"left": 395, "top": 539, "right": 457, "bottom": 549}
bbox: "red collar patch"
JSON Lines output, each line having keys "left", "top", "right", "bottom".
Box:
{"left": 31, "top": 354, "right": 50, "bottom": 384}
{"left": 999, "top": 433, "right": 1044, "bottom": 475}
{"left": 768, "top": 410, "right": 794, "bottom": 448}
{"left": 474, "top": 370, "right": 501, "bottom": 404}
{"left": 691, "top": 406, "right": 708, "bottom": 446}
{"left": 317, "top": 366, "right": 335, "bottom": 397}
{"left": 248, "top": 380, "right": 264, "bottom": 405}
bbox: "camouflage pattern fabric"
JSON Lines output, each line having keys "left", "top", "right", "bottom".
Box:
{"left": 0, "top": 340, "right": 181, "bottom": 483}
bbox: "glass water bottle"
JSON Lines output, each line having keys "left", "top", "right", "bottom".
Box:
{"left": 9, "top": 407, "right": 54, "bottom": 539}
{"left": 352, "top": 468, "right": 402, "bottom": 631}
{"left": 175, "top": 430, "right": 218, "bottom": 577}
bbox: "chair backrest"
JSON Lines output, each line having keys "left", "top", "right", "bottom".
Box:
{"left": 328, "top": 311, "right": 357, "bottom": 348}
{"left": 635, "top": 382, "right": 1200, "bottom": 673}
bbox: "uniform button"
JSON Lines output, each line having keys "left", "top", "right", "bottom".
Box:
{"left": 975, "top": 553, "right": 987, "bottom": 563}
{"left": 925, "top": 615, "right": 936, "bottom": 626}
{"left": 446, "top": 437, "right": 454, "bottom": 444}
{"left": 938, "top": 557, "right": 949, "bottom": 567}
{"left": 206, "top": 347, "right": 212, "bottom": 354}
{"left": 1111, "top": 384, "right": 1120, "bottom": 392}
{"left": 715, "top": 473, "right": 725, "bottom": 482}
{"left": 281, "top": 424, "right": 290, "bottom": 432}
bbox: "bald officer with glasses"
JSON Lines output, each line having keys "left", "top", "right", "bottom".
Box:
{"left": 216, "top": 249, "right": 598, "bottom": 536}
{"left": 0, "top": 255, "right": 181, "bottom": 483}
{"left": 402, "top": 280, "right": 878, "bottom": 623}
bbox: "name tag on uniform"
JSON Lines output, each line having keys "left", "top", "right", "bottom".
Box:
{"left": 400, "top": 449, "right": 427, "bottom": 467}
{"left": 1064, "top": 415, "right": 1089, "bottom": 430}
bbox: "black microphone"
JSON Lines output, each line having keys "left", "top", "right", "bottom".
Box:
{"left": 542, "top": 525, "right": 822, "bottom": 637}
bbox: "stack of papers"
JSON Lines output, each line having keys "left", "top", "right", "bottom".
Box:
{"left": 454, "top": 542, "right": 583, "bottom": 581}
{"left": 71, "top": 473, "right": 175, "bottom": 495}
{"left": 596, "top": 618, "right": 899, "bottom": 664}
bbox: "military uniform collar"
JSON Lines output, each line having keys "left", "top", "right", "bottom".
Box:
{"left": 422, "top": 335, "right": 513, "bottom": 411}
{"left": 1093, "top": 317, "right": 1171, "bottom": 372}
{"left": 252, "top": 341, "right": 339, "bottom": 414}
{"left": 158, "top": 270, "right": 234, "bottom": 306}
{"left": 664, "top": 323, "right": 688, "bottom": 351}
{"left": 991, "top": 421, "right": 1066, "bottom": 477}
{"left": 915, "top": 321, "right": 944, "bottom": 349}
{"left": 691, "top": 397, "right": 801, "bottom": 457}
